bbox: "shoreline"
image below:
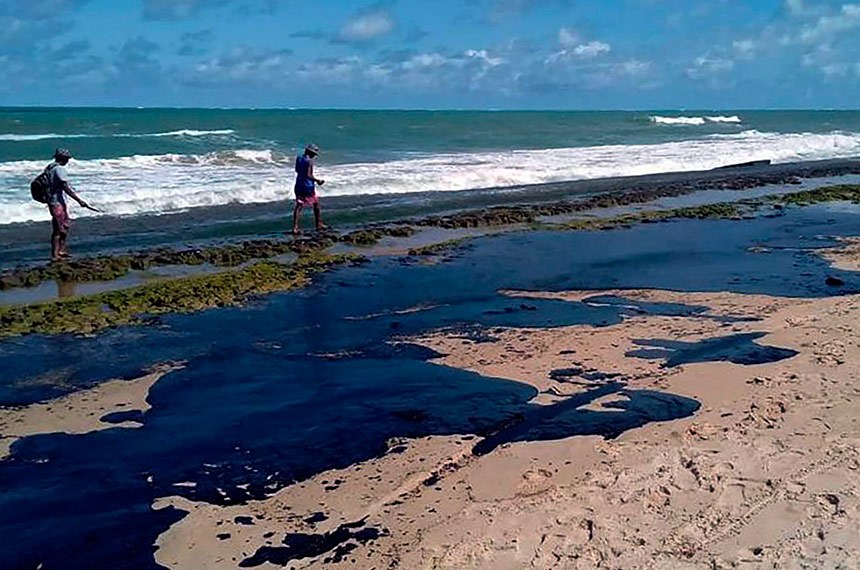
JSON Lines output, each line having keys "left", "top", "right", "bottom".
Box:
{"left": 2, "top": 157, "right": 859, "bottom": 266}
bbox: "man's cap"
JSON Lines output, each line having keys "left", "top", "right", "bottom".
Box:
{"left": 305, "top": 143, "right": 320, "bottom": 155}
{"left": 54, "top": 148, "right": 72, "bottom": 160}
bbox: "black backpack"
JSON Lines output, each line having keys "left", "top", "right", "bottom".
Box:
{"left": 30, "top": 163, "right": 57, "bottom": 204}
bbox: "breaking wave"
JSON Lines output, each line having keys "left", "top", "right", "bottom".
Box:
{"left": 0, "top": 129, "right": 236, "bottom": 142}
{"left": 651, "top": 115, "right": 742, "bottom": 126}
{"left": 1, "top": 129, "right": 859, "bottom": 225}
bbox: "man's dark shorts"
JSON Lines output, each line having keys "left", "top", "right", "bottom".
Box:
{"left": 49, "top": 204, "right": 70, "bottom": 234}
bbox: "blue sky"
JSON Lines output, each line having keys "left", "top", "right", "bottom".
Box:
{"left": 0, "top": 0, "right": 858, "bottom": 109}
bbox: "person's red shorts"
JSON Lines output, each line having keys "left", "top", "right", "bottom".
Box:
{"left": 296, "top": 193, "right": 319, "bottom": 207}
{"left": 49, "top": 204, "right": 70, "bottom": 234}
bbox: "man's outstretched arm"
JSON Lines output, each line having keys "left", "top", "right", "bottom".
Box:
{"left": 63, "top": 182, "right": 90, "bottom": 209}
{"left": 308, "top": 162, "right": 325, "bottom": 185}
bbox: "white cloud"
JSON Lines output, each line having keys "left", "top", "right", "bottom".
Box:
{"left": 143, "top": 0, "right": 228, "bottom": 21}
{"left": 573, "top": 41, "right": 611, "bottom": 58}
{"left": 799, "top": 3, "right": 860, "bottom": 44}
{"left": 785, "top": 0, "right": 806, "bottom": 16}
{"left": 800, "top": 43, "right": 855, "bottom": 79}
{"left": 685, "top": 55, "right": 734, "bottom": 81}
{"left": 784, "top": 0, "right": 831, "bottom": 18}
{"left": 558, "top": 27, "right": 579, "bottom": 47}
{"left": 546, "top": 31, "right": 612, "bottom": 64}
{"left": 464, "top": 49, "right": 505, "bottom": 67}
{"left": 617, "top": 59, "right": 651, "bottom": 78}
{"left": 732, "top": 39, "right": 756, "bottom": 59}
{"left": 400, "top": 52, "right": 448, "bottom": 71}
{"left": 801, "top": 43, "right": 836, "bottom": 66}
{"left": 338, "top": 8, "right": 395, "bottom": 43}
{"left": 297, "top": 56, "right": 364, "bottom": 84}
{"left": 820, "top": 62, "right": 850, "bottom": 77}
{"left": 710, "top": 2, "right": 860, "bottom": 81}
{"left": 295, "top": 48, "right": 507, "bottom": 92}
{"left": 555, "top": 28, "right": 611, "bottom": 58}
{"left": 188, "top": 47, "right": 293, "bottom": 84}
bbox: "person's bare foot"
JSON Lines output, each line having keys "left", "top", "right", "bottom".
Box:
{"left": 58, "top": 251, "right": 72, "bottom": 259}
{"left": 315, "top": 224, "right": 329, "bottom": 232}
{"left": 291, "top": 229, "right": 303, "bottom": 236}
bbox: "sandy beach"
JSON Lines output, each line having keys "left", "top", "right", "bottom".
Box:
{"left": 2, "top": 170, "right": 860, "bottom": 569}
{"left": 150, "top": 282, "right": 860, "bottom": 569}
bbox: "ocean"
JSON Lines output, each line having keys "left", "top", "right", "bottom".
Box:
{"left": 1, "top": 108, "right": 860, "bottom": 226}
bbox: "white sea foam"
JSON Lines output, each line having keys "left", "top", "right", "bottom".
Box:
{"left": 0, "top": 129, "right": 235, "bottom": 141}
{"left": 651, "top": 116, "right": 706, "bottom": 125}
{"left": 1, "top": 129, "right": 859, "bottom": 225}
{"left": 650, "top": 115, "right": 742, "bottom": 126}
{"left": 705, "top": 115, "right": 742, "bottom": 123}
{"left": 0, "top": 133, "right": 95, "bottom": 141}
{"left": 146, "top": 129, "right": 236, "bottom": 137}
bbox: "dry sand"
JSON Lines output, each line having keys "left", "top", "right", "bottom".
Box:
{"left": 0, "top": 363, "right": 182, "bottom": 460}
{"left": 151, "top": 246, "right": 860, "bottom": 569}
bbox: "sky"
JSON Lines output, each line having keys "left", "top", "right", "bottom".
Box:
{"left": 0, "top": 0, "right": 858, "bottom": 109}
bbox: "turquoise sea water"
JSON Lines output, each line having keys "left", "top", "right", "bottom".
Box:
{"left": 1, "top": 108, "right": 859, "bottom": 225}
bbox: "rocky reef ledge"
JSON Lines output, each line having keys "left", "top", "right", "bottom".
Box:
{"left": 2, "top": 183, "right": 860, "bottom": 339}
{"left": 0, "top": 252, "right": 363, "bottom": 338}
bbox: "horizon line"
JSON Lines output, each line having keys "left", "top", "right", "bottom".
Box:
{"left": 1, "top": 105, "right": 860, "bottom": 113}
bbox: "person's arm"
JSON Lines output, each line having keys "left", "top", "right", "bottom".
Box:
{"left": 63, "top": 182, "right": 90, "bottom": 209}
{"left": 54, "top": 165, "right": 90, "bottom": 208}
{"left": 308, "top": 161, "right": 325, "bottom": 186}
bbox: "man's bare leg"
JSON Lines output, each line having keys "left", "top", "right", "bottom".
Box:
{"left": 292, "top": 203, "right": 304, "bottom": 235}
{"left": 51, "top": 231, "right": 62, "bottom": 261}
{"left": 57, "top": 205, "right": 71, "bottom": 257}
{"left": 58, "top": 229, "right": 69, "bottom": 257}
{"left": 313, "top": 203, "right": 326, "bottom": 231}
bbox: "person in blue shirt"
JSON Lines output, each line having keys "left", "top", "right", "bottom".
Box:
{"left": 292, "top": 143, "right": 326, "bottom": 235}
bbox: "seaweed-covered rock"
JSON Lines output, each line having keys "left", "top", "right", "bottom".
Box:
{"left": 0, "top": 252, "right": 365, "bottom": 338}
{"left": 339, "top": 225, "right": 416, "bottom": 246}
{"left": 0, "top": 235, "right": 337, "bottom": 291}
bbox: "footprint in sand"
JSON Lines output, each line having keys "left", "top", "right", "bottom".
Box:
{"left": 517, "top": 468, "right": 555, "bottom": 497}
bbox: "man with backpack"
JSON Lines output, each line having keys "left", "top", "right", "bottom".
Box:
{"left": 33, "top": 148, "right": 91, "bottom": 261}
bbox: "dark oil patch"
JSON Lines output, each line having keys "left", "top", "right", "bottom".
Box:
{"left": 626, "top": 332, "right": 799, "bottom": 367}
{"left": 238, "top": 521, "right": 386, "bottom": 567}
{"left": 549, "top": 367, "right": 624, "bottom": 385}
{"left": 472, "top": 385, "right": 700, "bottom": 456}
{"left": 99, "top": 410, "right": 146, "bottom": 424}
{"left": 303, "top": 512, "right": 328, "bottom": 525}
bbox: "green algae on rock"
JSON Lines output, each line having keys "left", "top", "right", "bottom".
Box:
{"left": 407, "top": 238, "right": 473, "bottom": 257}
{"left": 0, "top": 235, "right": 337, "bottom": 292}
{"left": 339, "top": 225, "right": 416, "bottom": 247}
{"left": 0, "top": 253, "right": 363, "bottom": 339}
{"left": 770, "top": 184, "right": 860, "bottom": 206}
{"left": 554, "top": 186, "right": 860, "bottom": 232}
{"left": 557, "top": 203, "right": 747, "bottom": 232}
